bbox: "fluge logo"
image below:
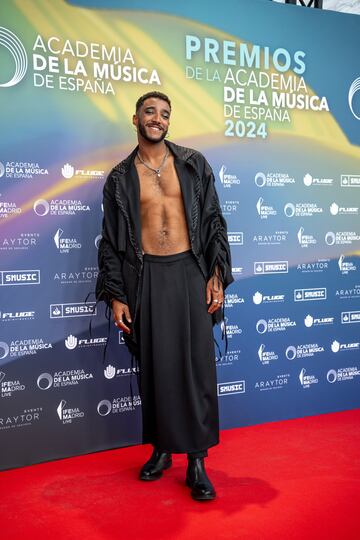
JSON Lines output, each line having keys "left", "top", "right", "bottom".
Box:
{"left": 0, "top": 27, "right": 28, "bottom": 87}
{"left": 349, "top": 77, "right": 360, "bottom": 120}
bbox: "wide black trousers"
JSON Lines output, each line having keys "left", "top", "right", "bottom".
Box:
{"left": 137, "top": 250, "right": 219, "bottom": 454}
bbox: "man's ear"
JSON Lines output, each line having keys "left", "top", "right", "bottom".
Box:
{"left": 132, "top": 114, "right": 138, "bottom": 127}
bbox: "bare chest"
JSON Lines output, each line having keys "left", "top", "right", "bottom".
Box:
{"left": 136, "top": 160, "right": 183, "bottom": 206}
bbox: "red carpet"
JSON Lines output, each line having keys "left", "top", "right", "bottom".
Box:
{"left": 1, "top": 409, "right": 360, "bottom": 540}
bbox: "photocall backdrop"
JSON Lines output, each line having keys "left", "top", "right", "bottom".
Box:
{"left": 1, "top": 0, "right": 359, "bottom": 470}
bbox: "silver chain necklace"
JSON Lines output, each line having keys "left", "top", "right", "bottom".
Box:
{"left": 137, "top": 147, "right": 169, "bottom": 177}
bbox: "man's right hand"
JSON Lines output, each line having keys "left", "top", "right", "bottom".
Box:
{"left": 111, "top": 299, "right": 132, "bottom": 334}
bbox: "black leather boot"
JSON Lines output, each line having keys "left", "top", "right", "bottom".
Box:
{"left": 186, "top": 457, "right": 216, "bottom": 500}
{"left": 139, "top": 448, "right": 172, "bottom": 481}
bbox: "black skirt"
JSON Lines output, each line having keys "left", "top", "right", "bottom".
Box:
{"left": 137, "top": 250, "right": 219, "bottom": 454}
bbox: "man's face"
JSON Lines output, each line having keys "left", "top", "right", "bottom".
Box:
{"left": 133, "top": 98, "right": 171, "bottom": 143}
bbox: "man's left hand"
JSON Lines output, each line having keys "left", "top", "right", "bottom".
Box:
{"left": 206, "top": 272, "right": 224, "bottom": 314}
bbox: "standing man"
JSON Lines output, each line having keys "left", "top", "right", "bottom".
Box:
{"left": 96, "top": 91, "right": 233, "bottom": 501}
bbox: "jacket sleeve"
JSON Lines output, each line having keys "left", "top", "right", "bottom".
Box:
{"left": 200, "top": 158, "right": 234, "bottom": 291}
{"left": 95, "top": 173, "right": 128, "bottom": 306}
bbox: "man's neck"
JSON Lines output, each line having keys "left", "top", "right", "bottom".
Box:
{"left": 138, "top": 139, "right": 167, "bottom": 163}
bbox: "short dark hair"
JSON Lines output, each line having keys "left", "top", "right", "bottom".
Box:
{"left": 135, "top": 91, "right": 171, "bottom": 113}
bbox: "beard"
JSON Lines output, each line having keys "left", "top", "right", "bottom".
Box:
{"left": 138, "top": 121, "right": 168, "bottom": 143}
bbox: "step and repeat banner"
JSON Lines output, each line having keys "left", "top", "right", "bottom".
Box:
{"left": 1, "top": 0, "right": 359, "bottom": 469}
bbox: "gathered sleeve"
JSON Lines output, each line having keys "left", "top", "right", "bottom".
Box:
{"left": 200, "top": 158, "right": 234, "bottom": 291}
{"left": 95, "top": 174, "right": 128, "bottom": 306}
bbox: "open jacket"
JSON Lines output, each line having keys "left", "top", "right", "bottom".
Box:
{"left": 96, "top": 140, "right": 234, "bottom": 355}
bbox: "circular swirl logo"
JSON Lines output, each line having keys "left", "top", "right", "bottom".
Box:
{"left": 348, "top": 77, "right": 360, "bottom": 120}
{"left": 0, "top": 27, "right": 28, "bottom": 87}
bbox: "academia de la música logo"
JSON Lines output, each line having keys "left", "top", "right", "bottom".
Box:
{"left": 218, "top": 165, "right": 240, "bottom": 189}
{"left": 97, "top": 396, "right": 141, "bottom": 416}
{"left": 254, "top": 260, "right": 288, "bottom": 275}
{"left": 0, "top": 200, "right": 22, "bottom": 218}
{"left": 304, "top": 314, "right": 334, "bottom": 328}
{"left": 0, "top": 371, "right": 26, "bottom": 398}
{"left": 297, "top": 258, "right": 330, "bottom": 274}
{"left": 348, "top": 77, "right": 360, "bottom": 121}
{"left": 33, "top": 198, "right": 90, "bottom": 216}
{"left": 217, "top": 380, "right": 245, "bottom": 397}
{"left": 325, "top": 231, "right": 360, "bottom": 246}
{"left": 303, "top": 173, "right": 333, "bottom": 187}
{"left": 285, "top": 343, "right": 324, "bottom": 360}
{"left": 0, "top": 269, "right": 40, "bottom": 286}
{"left": 50, "top": 302, "right": 96, "bottom": 318}
{"left": 0, "top": 408, "right": 43, "bottom": 431}
{"left": 0, "top": 338, "right": 52, "bottom": 359}
{"left": 253, "top": 291, "right": 285, "bottom": 305}
{"left": 256, "top": 197, "right": 277, "bottom": 219}
{"left": 257, "top": 344, "right": 278, "bottom": 365}
{"left": 253, "top": 230, "right": 288, "bottom": 246}
{"left": 103, "top": 364, "right": 139, "bottom": 379}
{"left": 256, "top": 317, "right": 296, "bottom": 334}
{"left": 254, "top": 373, "right": 290, "bottom": 392}
{"left": 327, "top": 367, "right": 360, "bottom": 384}
{"left": 37, "top": 369, "right": 94, "bottom": 390}
{"left": 284, "top": 202, "right": 323, "bottom": 218}
{"left": 0, "top": 233, "right": 40, "bottom": 251}
{"left": 225, "top": 293, "right": 245, "bottom": 308}
{"left": 298, "top": 368, "right": 318, "bottom": 389}
{"left": 57, "top": 399, "right": 85, "bottom": 425}
{"left": 0, "top": 161, "right": 48, "bottom": 180}
{"left": 254, "top": 171, "right": 295, "bottom": 188}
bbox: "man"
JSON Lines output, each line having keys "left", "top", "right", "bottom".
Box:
{"left": 96, "top": 91, "right": 233, "bottom": 501}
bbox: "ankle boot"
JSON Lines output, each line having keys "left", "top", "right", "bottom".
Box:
{"left": 139, "top": 448, "right": 172, "bottom": 481}
{"left": 186, "top": 457, "right": 216, "bottom": 500}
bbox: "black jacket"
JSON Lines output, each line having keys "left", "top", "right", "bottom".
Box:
{"left": 96, "top": 140, "right": 234, "bottom": 354}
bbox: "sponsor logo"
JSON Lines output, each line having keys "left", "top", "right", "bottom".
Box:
{"left": 215, "top": 349, "right": 241, "bottom": 366}
{"left": 219, "top": 165, "right": 240, "bottom": 188}
{"left": 221, "top": 200, "right": 240, "bottom": 216}
{"left": 258, "top": 344, "right": 278, "bottom": 365}
{"left": 284, "top": 202, "right": 323, "bottom": 218}
{"left": 0, "top": 310, "right": 35, "bottom": 322}
{"left": 95, "top": 234, "right": 102, "bottom": 249}
{"left": 54, "top": 228, "right": 81, "bottom": 252}
{"left": 65, "top": 334, "right": 107, "bottom": 349}
{"left": 1, "top": 161, "right": 48, "bottom": 179}
{"left": 338, "top": 255, "right": 357, "bottom": 275}
{"left": 0, "top": 270, "right": 40, "bottom": 286}
{"left": 104, "top": 364, "right": 139, "bottom": 379}
{"left": 297, "top": 258, "right": 329, "bottom": 274}
{"left": 253, "top": 231, "right": 288, "bottom": 246}
{"left": 255, "top": 171, "right": 295, "bottom": 188}
{"left": 217, "top": 380, "right": 245, "bottom": 396}
{"left": 256, "top": 317, "right": 296, "bottom": 334}
{"left": 220, "top": 317, "right": 242, "bottom": 338}
{"left": 0, "top": 371, "right": 26, "bottom": 397}
{"left": 335, "top": 285, "right": 360, "bottom": 300}
{"left": 54, "top": 266, "right": 98, "bottom": 285}
{"left": 0, "top": 342, "right": 10, "bottom": 360}
{"left": 0, "top": 27, "right": 27, "bottom": 87}
{"left": 0, "top": 200, "right": 22, "bottom": 218}
{"left": 225, "top": 293, "right": 245, "bottom": 308}
{"left": 325, "top": 231, "right": 360, "bottom": 246}
{"left": 348, "top": 77, "right": 360, "bottom": 120}
{"left": 231, "top": 266, "right": 243, "bottom": 276}
{"left": 330, "top": 202, "right": 358, "bottom": 216}
{"left": 341, "top": 311, "right": 360, "bottom": 324}
{"left": 61, "top": 163, "right": 104, "bottom": 180}
{"left": 331, "top": 340, "right": 360, "bottom": 353}
{"left": 0, "top": 338, "right": 52, "bottom": 359}
{"left": 255, "top": 373, "right": 289, "bottom": 391}
{"left": 254, "top": 261, "right": 288, "bottom": 275}
{"left": 0, "top": 232, "right": 39, "bottom": 250}
{"left": 256, "top": 197, "right": 277, "bottom": 219}
{"left": 228, "top": 232, "right": 244, "bottom": 246}
{"left": 327, "top": 367, "right": 360, "bottom": 384}
{"left": 50, "top": 302, "right": 96, "bottom": 318}
{"left": 299, "top": 368, "right": 318, "bottom": 389}
{"left": 294, "top": 287, "right": 326, "bottom": 302}
{"left": 57, "top": 399, "right": 85, "bottom": 424}
{"left": 253, "top": 291, "right": 285, "bottom": 305}
{"left": 34, "top": 198, "right": 90, "bottom": 216}
{"left": 303, "top": 173, "right": 333, "bottom": 187}
{"left": 97, "top": 396, "right": 141, "bottom": 416}
{"left": 285, "top": 343, "right": 324, "bottom": 360}
{"left": 297, "top": 226, "right": 317, "bottom": 248}
{"left": 0, "top": 407, "right": 43, "bottom": 431}
{"left": 341, "top": 174, "right": 360, "bottom": 187}
{"left": 304, "top": 314, "right": 334, "bottom": 328}
{"left": 37, "top": 369, "right": 93, "bottom": 389}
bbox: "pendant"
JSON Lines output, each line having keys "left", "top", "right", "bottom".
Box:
{"left": 156, "top": 169, "right": 161, "bottom": 177}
